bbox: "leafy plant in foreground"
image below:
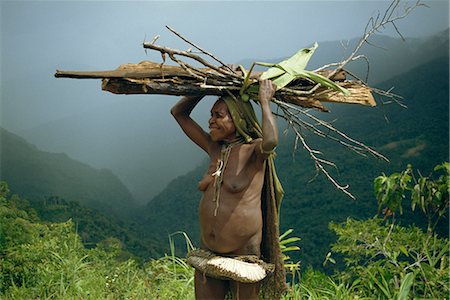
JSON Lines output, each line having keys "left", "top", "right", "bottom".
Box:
{"left": 374, "top": 162, "right": 449, "bottom": 234}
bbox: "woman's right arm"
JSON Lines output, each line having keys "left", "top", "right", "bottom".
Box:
{"left": 171, "top": 95, "right": 211, "bottom": 154}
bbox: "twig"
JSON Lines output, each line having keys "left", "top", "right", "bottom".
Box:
{"left": 165, "top": 25, "right": 236, "bottom": 74}
{"left": 321, "top": 0, "right": 424, "bottom": 82}
{"left": 273, "top": 99, "right": 389, "bottom": 162}
{"left": 143, "top": 42, "right": 242, "bottom": 82}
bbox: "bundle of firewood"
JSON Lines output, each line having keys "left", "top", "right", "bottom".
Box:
{"left": 55, "top": 59, "right": 375, "bottom": 113}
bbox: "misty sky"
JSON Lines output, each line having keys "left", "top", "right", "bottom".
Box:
{"left": 1, "top": 0, "right": 449, "bottom": 202}
{"left": 1, "top": 0, "right": 448, "bottom": 131}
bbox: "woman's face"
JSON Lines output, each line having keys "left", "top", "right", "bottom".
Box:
{"left": 208, "top": 100, "right": 236, "bottom": 142}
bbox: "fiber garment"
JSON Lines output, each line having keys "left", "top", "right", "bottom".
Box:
{"left": 187, "top": 248, "right": 274, "bottom": 283}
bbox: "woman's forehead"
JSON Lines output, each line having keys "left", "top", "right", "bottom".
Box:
{"left": 211, "top": 99, "right": 229, "bottom": 114}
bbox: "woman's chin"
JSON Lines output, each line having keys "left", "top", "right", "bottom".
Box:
{"left": 210, "top": 135, "right": 222, "bottom": 142}
{"left": 210, "top": 132, "right": 220, "bottom": 142}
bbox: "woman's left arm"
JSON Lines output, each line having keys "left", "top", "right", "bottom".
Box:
{"left": 258, "top": 79, "right": 278, "bottom": 153}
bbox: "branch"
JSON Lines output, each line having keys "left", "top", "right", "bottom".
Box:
{"left": 314, "top": 0, "right": 424, "bottom": 82}
{"left": 142, "top": 42, "right": 242, "bottom": 82}
{"left": 165, "top": 25, "right": 236, "bottom": 74}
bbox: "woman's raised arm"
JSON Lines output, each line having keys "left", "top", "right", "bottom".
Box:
{"left": 171, "top": 95, "right": 211, "bottom": 154}
{"left": 258, "top": 80, "right": 278, "bottom": 153}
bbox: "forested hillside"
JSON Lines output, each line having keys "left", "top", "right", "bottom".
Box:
{"left": 0, "top": 128, "right": 137, "bottom": 219}
{"left": 0, "top": 128, "right": 165, "bottom": 258}
{"left": 3, "top": 177, "right": 446, "bottom": 299}
{"left": 140, "top": 55, "right": 449, "bottom": 268}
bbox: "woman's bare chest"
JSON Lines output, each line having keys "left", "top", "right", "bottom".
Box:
{"left": 198, "top": 144, "right": 261, "bottom": 193}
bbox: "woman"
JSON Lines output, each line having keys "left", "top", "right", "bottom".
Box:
{"left": 170, "top": 79, "right": 279, "bottom": 299}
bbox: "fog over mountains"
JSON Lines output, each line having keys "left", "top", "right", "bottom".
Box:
{"left": 13, "top": 29, "right": 449, "bottom": 204}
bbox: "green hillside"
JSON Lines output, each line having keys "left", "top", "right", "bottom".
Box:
{"left": 140, "top": 56, "right": 449, "bottom": 268}
{"left": 8, "top": 191, "right": 162, "bottom": 260}
{"left": 1, "top": 179, "right": 448, "bottom": 299}
{"left": 139, "top": 164, "right": 206, "bottom": 249}
{"left": 0, "top": 127, "right": 137, "bottom": 219}
{"left": 0, "top": 128, "right": 166, "bottom": 258}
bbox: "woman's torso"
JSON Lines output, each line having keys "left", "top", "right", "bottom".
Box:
{"left": 197, "top": 140, "right": 266, "bottom": 255}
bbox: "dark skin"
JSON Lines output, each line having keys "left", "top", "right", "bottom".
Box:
{"left": 171, "top": 79, "right": 278, "bottom": 300}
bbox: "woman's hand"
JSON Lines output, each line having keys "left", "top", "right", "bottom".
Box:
{"left": 258, "top": 79, "right": 277, "bottom": 104}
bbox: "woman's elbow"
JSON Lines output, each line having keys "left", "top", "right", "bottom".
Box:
{"left": 170, "top": 107, "right": 181, "bottom": 118}
{"left": 262, "top": 137, "right": 278, "bottom": 152}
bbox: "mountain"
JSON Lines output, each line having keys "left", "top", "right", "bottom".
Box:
{"left": 138, "top": 55, "right": 449, "bottom": 268}
{"left": 138, "top": 163, "right": 206, "bottom": 249}
{"left": 16, "top": 97, "right": 207, "bottom": 204}
{"left": 309, "top": 29, "right": 449, "bottom": 85}
{"left": 16, "top": 30, "right": 448, "bottom": 205}
{"left": 0, "top": 127, "right": 137, "bottom": 219}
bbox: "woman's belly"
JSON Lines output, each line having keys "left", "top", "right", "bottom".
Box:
{"left": 198, "top": 189, "right": 262, "bottom": 254}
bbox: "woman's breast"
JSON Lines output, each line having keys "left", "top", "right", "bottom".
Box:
{"left": 197, "top": 162, "right": 217, "bottom": 192}
{"left": 222, "top": 170, "right": 252, "bottom": 194}
{"left": 198, "top": 175, "right": 213, "bottom": 192}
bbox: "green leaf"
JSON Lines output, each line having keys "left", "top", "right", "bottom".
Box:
{"left": 396, "top": 272, "right": 414, "bottom": 300}
{"left": 260, "top": 43, "right": 318, "bottom": 81}
{"left": 282, "top": 246, "right": 301, "bottom": 252}
{"left": 280, "top": 237, "right": 301, "bottom": 245}
{"left": 399, "top": 245, "right": 409, "bottom": 257}
{"left": 282, "top": 42, "right": 318, "bottom": 72}
{"left": 279, "top": 229, "right": 294, "bottom": 240}
{"left": 272, "top": 73, "right": 296, "bottom": 90}
{"left": 303, "top": 70, "right": 350, "bottom": 96}
{"left": 434, "top": 161, "right": 449, "bottom": 173}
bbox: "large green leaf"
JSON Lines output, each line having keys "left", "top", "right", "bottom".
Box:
{"left": 258, "top": 42, "right": 349, "bottom": 95}
{"left": 260, "top": 42, "right": 318, "bottom": 81}
{"left": 272, "top": 72, "right": 295, "bottom": 90}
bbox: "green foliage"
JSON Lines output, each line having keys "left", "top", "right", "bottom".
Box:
{"left": 145, "top": 255, "right": 194, "bottom": 299}
{"left": 283, "top": 267, "right": 367, "bottom": 300}
{"left": 375, "top": 162, "right": 449, "bottom": 233}
{"left": 329, "top": 218, "right": 449, "bottom": 299}
{"left": 374, "top": 164, "right": 413, "bottom": 215}
{"left": 0, "top": 182, "right": 192, "bottom": 299}
{"left": 279, "top": 229, "right": 301, "bottom": 277}
{"left": 31, "top": 195, "right": 162, "bottom": 260}
{"left": 279, "top": 229, "right": 301, "bottom": 261}
{"left": 2, "top": 160, "right": 449, "bottom": 300}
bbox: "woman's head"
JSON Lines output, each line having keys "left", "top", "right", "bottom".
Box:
{"left": 208, "top": 99, "right": 236, "bottom": 142}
